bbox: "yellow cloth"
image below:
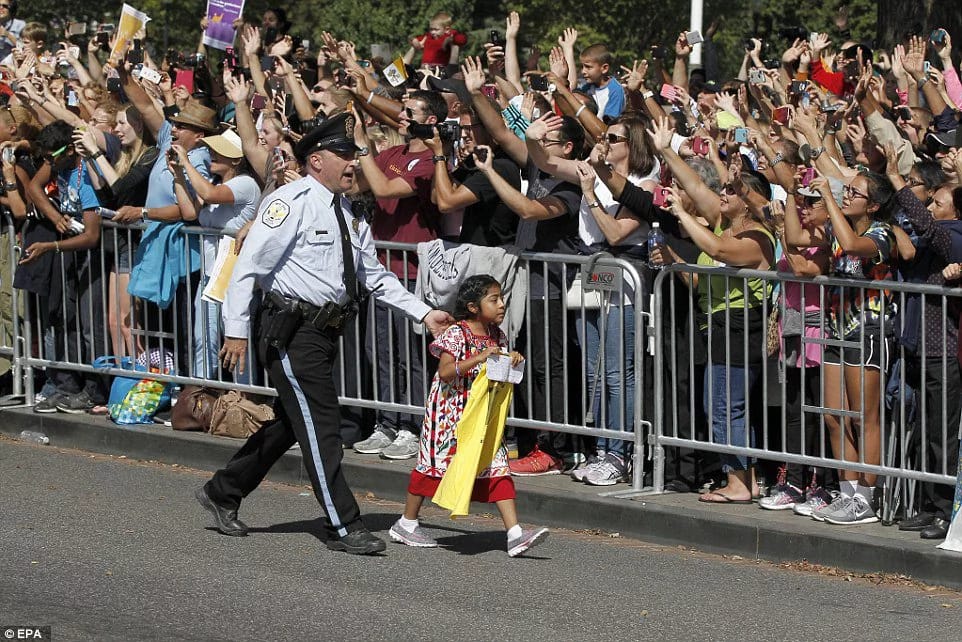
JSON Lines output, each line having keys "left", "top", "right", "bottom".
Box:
{"left": 433, "top": 366, "right": 513, "bottom": 517}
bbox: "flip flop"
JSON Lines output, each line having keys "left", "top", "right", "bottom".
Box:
{"left": 698, "top": 491, "right": 753, "bottom": 505}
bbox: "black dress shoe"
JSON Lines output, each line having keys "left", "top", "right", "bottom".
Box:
{"left": 899, "top": 511, "right": 936, "bottom": 531}
{"left": 194, "top": 486, "right": 249, "bottom": 537}
{"left": 920, "top": 518, "right": 950, "bottom": 540}
{"left": 326, "top": 528, "right": 386, "bottom": 555}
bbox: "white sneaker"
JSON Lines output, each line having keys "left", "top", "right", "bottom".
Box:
{"left": 584, "top": 454, "right": 628, "bottom": 486}
{"left": 507, "top": 527, "right": 549, "bottom": 557}
{"left": 570, "top": 454, "right": 604, "bottom": 482}
{"left": 380, "top": 430, "right": 419, "bottom": 460}
{"left": 388, "top": 519, "right": 438, "bottom": 547}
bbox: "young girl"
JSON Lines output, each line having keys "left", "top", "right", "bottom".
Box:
{"left": 389, "top": 275, "right": 549, "bottom": 557}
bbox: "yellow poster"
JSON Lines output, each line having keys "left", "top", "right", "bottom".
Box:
{"left": 110, "top": 4, "right": 151, "bottom": 61}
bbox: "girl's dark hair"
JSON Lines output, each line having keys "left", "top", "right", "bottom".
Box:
{"left": 861, "top": 170, "right": 895, "bottom": 221}
{"left": 453, "top": 274, "right": 499, "bottom": 320}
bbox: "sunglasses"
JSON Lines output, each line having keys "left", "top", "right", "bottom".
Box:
{"left": 403, "top": 107, "right": 419, "bottom": 119}
{"left": 604, "top": 133, "right": 628, "bottom": 144}
{"left": 721, "top": 184, "right": 737, "bottom": 195}
{"left": 44, "top": 145, "right": 70, "bottom": 163}
{"left": 311, "top": 85, "right": 326, "bottom": 92}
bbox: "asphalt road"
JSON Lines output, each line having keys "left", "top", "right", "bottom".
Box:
{"left": 3, "top": 438, "right": 962, "bottom": 642}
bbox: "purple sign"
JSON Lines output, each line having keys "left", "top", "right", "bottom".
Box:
{"left": 202, "top": 0, "right": 244, "bottom": 51}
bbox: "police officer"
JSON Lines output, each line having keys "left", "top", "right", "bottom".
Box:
{"left": 194, "top": 113, "right": 454, "bottom": 555}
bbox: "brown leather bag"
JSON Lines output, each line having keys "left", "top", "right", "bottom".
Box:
{"left": 171, "top": 386, "right": 221, "bottom": 431}
{"left": 208, "top": 390, "right": 275, "bottom": 439}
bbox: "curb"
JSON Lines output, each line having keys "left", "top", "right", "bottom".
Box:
{"left": 4, "top": 408, "right": 962, "bottom": 589}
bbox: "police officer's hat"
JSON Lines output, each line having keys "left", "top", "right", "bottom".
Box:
{"left": 294, "top": 113, "right": 360, "bottom": 162}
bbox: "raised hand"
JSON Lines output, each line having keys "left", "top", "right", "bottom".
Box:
{"left": 620, "top": 59, "right": 648, "bottom": 93}
{"left": 558, "top": 27, "right": 578, "bottom": 51}
{"left": 645, "top": 115, "right": 676, "bottom": 151}
{"left": 549, "top": 47, "right": 569, "bottom": 83}
{"left": 675, "top": 32, "right": 692, "bottom": 57}
{"left": 505, "top": 11, "right": 520, "bottom": 38}
{"left": 461, "top": 56, "right": 486, "bottom": 94}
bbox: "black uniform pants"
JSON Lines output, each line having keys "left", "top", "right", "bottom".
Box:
{"left": 207, "top": 310, "right": 363, "bottom": 538}
{"left": 906, "top": 355, "right": 962, "bottom": 521}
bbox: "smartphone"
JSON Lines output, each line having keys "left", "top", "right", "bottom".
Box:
{"left": 301, "top": 39, "right": 310, "bottom": 51}
{"left": 692, "top": 137, "right": 710, "bottom": 156}
{"left": 685, "top": 30, "right": 704, "bottom": 45}
{"left": 272, "top": 146, "right": 286, "bottom": 170}
{"left": 773, "top": 105, "right": 791, "bottom": 124}
{"left": 250, "top": 93, "right": 267, "bottom": 110}
{"left": 801, "top": 167, "right": 816, "bottom": 186}
{"left": 480, "top": 84, "right": 498, "bottom": 100}
{"left": 923, "top": 61, "right": 932, "bottom": 74}
{"left": 809, "top": 32, "right": 820, "bottom": 46}
{"left": 733, "top": 127, "right": 750, "bottom": 144}
{"left": 652, "top": 186, "right": 671, "bottom": 208}
{"left": 749, "top": 69, "right": 766, "bottom": 84}
{"left": 126, "top": 39, "right": 144, "bottom": 65}
{"left": 489, "top": 30, "right": 504, "bottom": 47}
{"left": 790, "top": 80, "right": 809, "bottom": 94}
{"left": 67, "top": 22, "right": 87, "bottom": 37}
{"left": 139, "top": 67, "right": 162, "bottom": 84}
{"left": 174, "top": 69, "right": 195, "bottom": 94}
{"left": 96, "top": 32, "right": 110, "bottom": 50}
{"left": 659, "top": 83, "right": 677, "bottom": 101}
{"left": 529, "top": 74, "right": 549, "bottom": 92}
{"left": 166, "top": 147, "right": 178, "bottom": 162}
{"left": 66, "top": 89, "right": 79, "bottom": 107}
{"left": 224, "top": 46, "right": 238, "bottom": 72}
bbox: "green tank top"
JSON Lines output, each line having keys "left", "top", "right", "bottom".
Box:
{"left": 696, "top": 223, "right": 776, "bottom": 314}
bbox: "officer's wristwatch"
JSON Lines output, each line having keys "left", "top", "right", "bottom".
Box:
{"left": 356, "top": 146, "right": 370, "bottom": 157}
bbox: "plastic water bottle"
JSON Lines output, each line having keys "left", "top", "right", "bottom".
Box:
{"left": 19, "top": 430, "right": 50, "bottom": 445}
{"left": 647, "top": 222, "right": 666, "bottom": 270}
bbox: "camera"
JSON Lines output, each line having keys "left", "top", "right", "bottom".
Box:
{"left": 930, "top": 29, "right": 947, "bottom": 45}
{"left": 733, "top": 128, "right": 750, "bottom": 144}
{"left": 652, "top": 187, "right": 670, "bottom": 208}
{"left": 474, "top": 147, "right": 488, "bottom": 163}
{"left": 106, "top": 77, "right": 121, "bottom": 93}
{"left": 408, "top": 121, "right": 461, "bottom": 141}
{"left": 749, "top": 69, "right": 766, "bottom": 84}
{"left": 166, "top": 147, "right": 178, "bottom": 162}
{"left": 1, "top": 147, "right": 15, "bottom": 164}
{"left": 650, "top": 45, "right": 669, "bottom": 60}
{"left": 744, "top": 40, "right": 755, "bottom": 52}
{"left": 529, "top": 74, "right": 549, "bottom": 92}
{"left": 489, "top": 30, "right": 504, "bottom": 47}
{"left": 790, "top": 80, "right": 809, "bottom": 94}
{"left": 820, "top": 99, "right": 842, "bottom": 113}
{"left": 778, "top": 26, "right": 808, "bottom": 41}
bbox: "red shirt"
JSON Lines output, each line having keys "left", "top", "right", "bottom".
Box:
{"left": 372, "top": 144, "right": 441, "bottom": 280}
{"left": 418, "top": 29, "right": 468, "bottom": 66}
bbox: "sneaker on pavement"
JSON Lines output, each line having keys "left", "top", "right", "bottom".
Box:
{"left": 55, "top": 390, "right": 95, "bottom": 414}
{"left": 509, "top": 446, "right": 563, "bottom": 476}
{"left": 812, "top": 493, "right": 850, "bottom": 522}
{"left": 507, "top": 527, "right": 549, "bottom": 557}
{"left": 353, "top": 425, "right": 396, "bottom": 454}
{"left": 584, "top": 454, "right": 628, "bottom": 486}
{"left": 570, "top": 454, "right": 604, "bottom": 482}
{"left": 34, "top": 391, "right": 67, "bottom": 414}
{"left": 758, "top": 483, "right": 804, "bottom": 511}
{"left": 824, "top": 495, "right": 878, "bottom": 525}
{"left": 793, "top": 487, "right": 834, "bottom": 517}
{"left": 380, "top": 430, "right": 419, "bottom": 460}
{"left": 388, "top": 519, "right": 439, "bottom": 548}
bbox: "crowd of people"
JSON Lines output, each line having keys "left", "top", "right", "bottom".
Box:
{"left": 1, "top": 2, "right": 961, "bottom": 543}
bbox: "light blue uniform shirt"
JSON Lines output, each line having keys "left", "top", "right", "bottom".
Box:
{"left": 223, "top": 175, "right": 431, "bottom": 338}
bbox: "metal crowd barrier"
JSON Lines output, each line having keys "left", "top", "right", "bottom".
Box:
{"left": 648, "top": 263, "right": 962, "bottom": 515}
{"left": 10, "top": 225, "right": 652, "bottom": 491}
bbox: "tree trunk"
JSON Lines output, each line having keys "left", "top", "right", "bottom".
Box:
{"left": 876, "top": 0, "right": 962, "bottom": 51}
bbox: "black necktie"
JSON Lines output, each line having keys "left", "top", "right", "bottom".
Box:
{"left": 332, "top": 194, "right": 357, "bottom": 303}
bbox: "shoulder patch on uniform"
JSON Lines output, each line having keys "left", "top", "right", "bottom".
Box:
{"left": 406, "top": 158, "right": 421, "bottom": 172}
{"left": 261, "top": 199, "right": 291, "bottom": 228}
